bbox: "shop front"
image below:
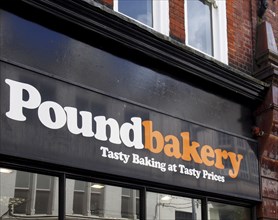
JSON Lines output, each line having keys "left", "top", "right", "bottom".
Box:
{"left": 0, "top": 1, "right": 265, "bottom": 220}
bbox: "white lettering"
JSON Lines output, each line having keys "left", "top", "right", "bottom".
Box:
{"left": 202, "top": 170, "right": 225, "bottom": 182}
{"left": 100, "top": 146, "right": 130, "bottom": 164}
{"left": 178, "top": 164, "right": 201, "bottom": 179}
{"left": 5, "top": 79, "right": 41, "bottom": 121}
{"left": 132, "top": 154, "right": 166, "bottom": 172}
{"left": 94, "top": 116, "right": 121, "bottom": 144}
{"left": 64, "top": 107, "right": 94, "bottom": 137}
{"left": 38, "top": 101, "right": 67, "bottom": 129}
{"left": 120, "top": 117, "right": 144, "bottom": 149}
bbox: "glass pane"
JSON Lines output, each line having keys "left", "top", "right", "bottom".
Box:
{"left": 66, "top": 179, "right": 140, "bottom": 219}
{"left": 187, "top": 0, "right": 213, "bottom": 55}
{"left": 15, "top": 170, "right": 30, "bottom": 188}
{"left": 13, "top": 189, "right": 28, "bottom": 214}
{"left": 208, "top": 201, "right": 251, "bottom": 220}
{"left": 118, "top": 0, "right": 153, "bottom": 27}
{"left": 91, "top": 193, "right": 101, "bottom": 216}
{"left": 0, "top": 168, "right": 58, "bottom": 218}
{"left": 122, "top": 187, "right": 131, "bottom": 196}
{"left": 147, "top": 192, "right": 202, "bottom": 220}
{"left": 73, "top": 191, "right": 84, "bottom": 214}
{"left": 37, "top": 174, "right": 51, "bottom": 189}
{"left": 74, "top": 179, "right": 85, "bottom": 191}
{"left": 35, "top": 190, "right": 50, "bottom": 214}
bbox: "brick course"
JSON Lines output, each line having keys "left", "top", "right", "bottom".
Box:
{"left": 169, "top": 0, "right": 185, "bottom": 42}
{"left": 227, "top": 0, "right": 255, "bottom": 74}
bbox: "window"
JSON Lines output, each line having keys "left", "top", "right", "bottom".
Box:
{"left": 0, "top": 169, "right": 58, "bottom": 219}
{"left": 66, "top": 178, "right": 140, "bottom": 219}
{"left": 146, "top": 192, "right": 202, "bottom": 220}
{"left": 0, "top": 167, "right": 253, "bottom": 220}
{"left": 121, "top": 188, "right": 140, "bottom": 218}
{"left": 114, "top": 0, "right": 169, "bottom": 35}
{"left": 185, "top": 0, "right": 228, "bottom": 63}
{"left": 208, "top": 201, "right": 251, "bottom": 220}
{"left": 176, "top": 211, "right": 193, "bottom": 220}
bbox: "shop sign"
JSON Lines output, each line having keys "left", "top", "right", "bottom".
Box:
{"left": 0, "top": 72, "right": 260, "bottom": 200}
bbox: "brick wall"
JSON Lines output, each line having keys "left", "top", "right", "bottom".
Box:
{"left": 221, "top": 0, "right": 277, "bottom": 75}
{"left": 226, "top": 0, "right": 255, "bottom": 74}
{"left": 169, "top": 0, "right": 185, "bottom": 42}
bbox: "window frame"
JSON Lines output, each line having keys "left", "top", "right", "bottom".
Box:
{"left": 3, "top": 170, "right": 58, "bottom": 216}
{"left": 0, "top": 164, "right": 255, "bottom": 220}
{"left": 113, "top": 0, "right": 169, "bottom": 36}
{"left": 184, "top": 0, "right": 228, "bottom": 64}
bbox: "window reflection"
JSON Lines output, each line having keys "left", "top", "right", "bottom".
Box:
{"left": 0, "top": 168, "right": 251, "bottom": 220}
{"left": 187, "top": 0, "right": 213, "bottom": 56}
{"left": 66, "top": 179, "right": 140, "bottom": 219}
{"left": 147, "top": 192, "right": 202, "bottom": 220}
{"left": 118, "top": 0, "right": 153, "bottom": 27}
{"left": 0, "top": 169, "right": 58, "bottom": 219}
{"left": 121, "top": 188, "right": 139, "bottom": 218}
{"left": 208, "top": 201, "right": 251, "bottom": 220}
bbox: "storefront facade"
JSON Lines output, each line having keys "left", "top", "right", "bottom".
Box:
{"left": 0, "top": 0, "right": 271, "bottom": 219}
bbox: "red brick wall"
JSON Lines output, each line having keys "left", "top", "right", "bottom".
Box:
{"left": 226, "top": 0, "right": 277, "bottom": 74}
{"left": 226, "top": 0, "right": 255, "bottom": 74}
{"left": 169, "top": 0, "right": 185, "bottom": 42}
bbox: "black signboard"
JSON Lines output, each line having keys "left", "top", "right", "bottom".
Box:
{"left": 0, "top": 9, "right": 260, "bottom": 201}
{"left": 0, "top": 62, "right": 260, "bottom": 200}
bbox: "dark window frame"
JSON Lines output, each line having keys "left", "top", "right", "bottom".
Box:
{"left": 0, "top": 161, "right": 256, "bottom": 220}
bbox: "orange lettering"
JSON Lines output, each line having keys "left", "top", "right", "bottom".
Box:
{"left": 214, "top": 149, "right": 228, "bottom": 169}
{"left": 228, "top": 152, "right": 243, "bottom": 178}
{"left": 201, "top": 145, "right": 215, "bottom": 166}
{"left": 181, "top": 132, "right": 202, "bottom": 164}
{"left": 164, "top": 135, "right": 182, "bottom": 158}
{"left": 142, "top": 121, "right": 164, "bottom": 154}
